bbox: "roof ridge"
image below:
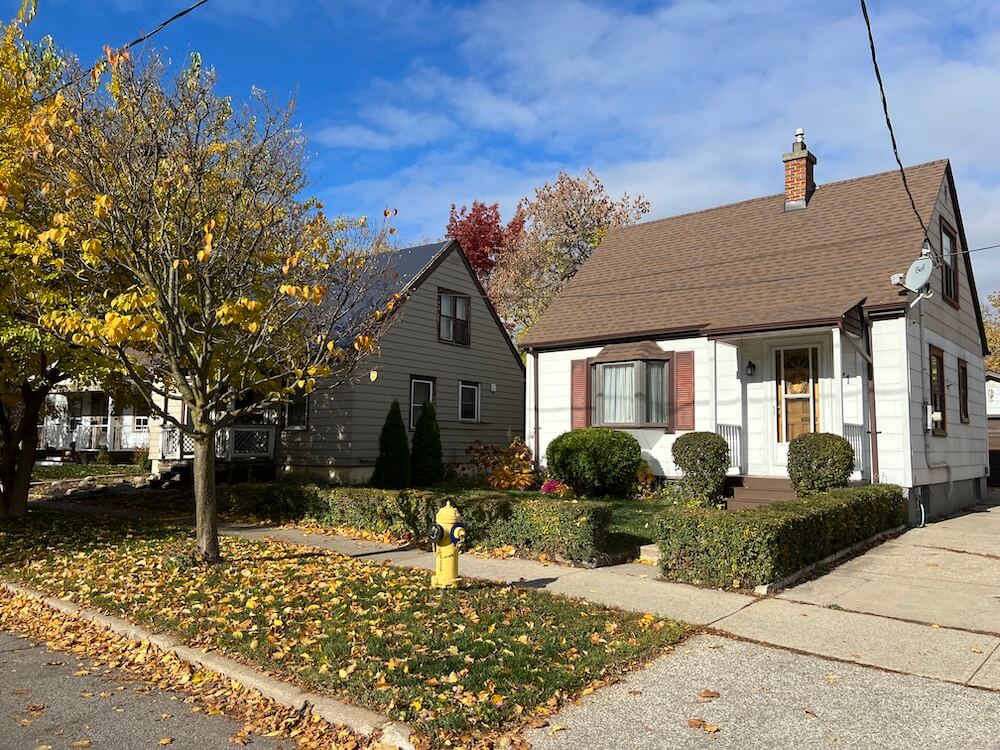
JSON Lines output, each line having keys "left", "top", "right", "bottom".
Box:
{"left": 614, "top": 158, "right": 949, "bottom": 233}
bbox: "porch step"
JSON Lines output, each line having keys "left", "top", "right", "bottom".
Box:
{"left": 729, "top": 476, "right": 797, "bottom": 509}
{"left": 736, "top": 476, "right": 796, "bottom": 492}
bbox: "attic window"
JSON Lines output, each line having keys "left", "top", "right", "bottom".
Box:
{"left": 439, "top": 291, "right": 470, "bottom": 345}
{"left": 941, "top": 219, "right": 959, "bottom": 307}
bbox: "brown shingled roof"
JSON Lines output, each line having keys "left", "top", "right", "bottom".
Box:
{"left": 521, "top": 160, "right": 950, "bottom": 348}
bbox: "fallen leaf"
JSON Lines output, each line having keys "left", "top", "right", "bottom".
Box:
{"left": 824, "top": 674, "right": 839, "bottom": 684}
{"left": 158, "top": 738, "right": 174, "bottom": 746}
{"left": 702, "top": 724, "right": 721, "bottom": 733}
{"left": 70, "top": 741, "right": 92, "bottom": 749}
{"left": 547, "top": 724, "right": 569, "bottom": 736}
{"left": 687, "top": 718, "right": 706, "bottom": 729}
{"left": 628, "top": 689, "right": 643, "bottom": 696}
{"left": 697, "top": 689, "right": 720, "bottom": 699}
{"left": 804, "top": 708, "right": 817, "bottom": 717}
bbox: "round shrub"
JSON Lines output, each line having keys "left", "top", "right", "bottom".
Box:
{"left": 671, "top": 432, "right": 729, "bottom": 503}
{"left": 545, "top": 428, "right": 641, "bottom": 497}
{"left": 787, "top": 432, "right": 855, "bottom": 496}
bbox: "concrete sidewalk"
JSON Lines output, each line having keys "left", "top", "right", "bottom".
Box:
{"left": 525, "top": 634, "right": 1000, "bottom": 750}
{"left": 777, "top": 501, "right": 1000, "bottom": 634}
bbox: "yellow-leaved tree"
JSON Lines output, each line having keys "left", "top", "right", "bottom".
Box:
{"left": 0, "top": 1, "right": 118, "bottom": 519}
{"left": 36, "top": 54, "right": 398, "bottom": 560}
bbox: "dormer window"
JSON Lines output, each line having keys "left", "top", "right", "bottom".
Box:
{"left": 439, "top": 291, "right": 470, "bottom": 345}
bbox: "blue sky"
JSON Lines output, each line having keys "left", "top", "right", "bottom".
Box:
{"left": 25, "top": 0, "right": 1000, "bottom": 292}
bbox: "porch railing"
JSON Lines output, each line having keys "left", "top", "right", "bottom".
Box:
{"left": 844, "top": 423, "right": 865, "bottom": 472}
{"left": 716, "top": 423, "right": 743, "bottom": 472}
{"left": 37, "top": 417, "right": 150, "bottom": 452}
{"left": 159, "top": 425, "right": 276, "bottom": 461}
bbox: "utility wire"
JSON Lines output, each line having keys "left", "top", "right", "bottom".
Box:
{"left": 31, "top": 0, "right": 210, "bottom": 107}
{"left": 859, "top": 0, "right": 933, "bottom": 253}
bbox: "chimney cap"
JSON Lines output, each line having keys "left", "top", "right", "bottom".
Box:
{"left": 794, "top": 127, "right": 805, "bottom": 142}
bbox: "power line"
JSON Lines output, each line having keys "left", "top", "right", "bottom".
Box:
{"left": 859, "top": 0, "right": 933, "bottom": 255}
{"left": 31, "top": 0, "right": 210, "bottom": 108}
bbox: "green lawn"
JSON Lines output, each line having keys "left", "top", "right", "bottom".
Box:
{"left": 605, "top": 499, "right": 669, "bottom": 553}
{"left": 33, "top": 463, "right": 146, "bottom": 480}
{"left": 0, "top": 511, "right": 685, "bottom": 746}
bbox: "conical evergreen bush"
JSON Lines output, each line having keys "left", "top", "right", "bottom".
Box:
{"left": 410, "top": 401, "right": 444, "bottom": 487}
{"left": 370, "top": 400, "right": 410, "bottom": 489}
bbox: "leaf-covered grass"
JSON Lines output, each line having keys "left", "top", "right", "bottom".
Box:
{"left": 0, "top": 511, "right": 685, "bottom": 745}
{"left": 32, "top": 463, "right": 145, "bottom": 480}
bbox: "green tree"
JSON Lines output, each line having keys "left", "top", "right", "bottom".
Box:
{"left": 33, "top": 55, "right": 398, "bottom": 561}
{"left": 371, "top": 400, "right": 409, "bottom": 489}
{"left": 410, "top": 401, "right": 444, "bottom": 487}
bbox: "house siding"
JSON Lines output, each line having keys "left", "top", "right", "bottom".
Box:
{"left": 278, "top": 246, "right": 525, "bottom": 481}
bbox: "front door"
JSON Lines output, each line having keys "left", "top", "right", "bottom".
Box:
{"left": 771, "top": 346, "right": 820, "bottom": 472}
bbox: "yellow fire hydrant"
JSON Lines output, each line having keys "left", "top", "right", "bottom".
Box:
{"left": 428, "top": 501, "right": 465, "bottom": 589}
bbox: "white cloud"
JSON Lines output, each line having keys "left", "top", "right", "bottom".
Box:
{"left": 315, "top": 0, "right": 1000, "bottom": 289}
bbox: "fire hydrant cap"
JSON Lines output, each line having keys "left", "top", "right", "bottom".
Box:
{"left": 436, "top": 500, "right": 461, "bottom": 526}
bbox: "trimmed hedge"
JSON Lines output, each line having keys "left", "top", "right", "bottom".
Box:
{"left": 787, "top": 432, "right": 855, "bottom": 496}
{"left": 546, "top": 428, "right": 642, "bottom": 497}
{"left": 655, "top": 485, "right": 906, "bottom": 589}
{"left": 222, "top": 483, "right": 612, "bottom": 563}
{"left": 671, "top": 432, "right": 729, "bottom": 503}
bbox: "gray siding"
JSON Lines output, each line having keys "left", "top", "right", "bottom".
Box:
{"left": 278, "top": 245, "right": 525, "bottom": 480}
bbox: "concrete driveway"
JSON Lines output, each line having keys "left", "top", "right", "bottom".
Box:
{"left": 779, "top": 500, "right": 1000, "bottom": 634}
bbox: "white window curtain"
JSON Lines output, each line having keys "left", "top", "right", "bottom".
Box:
{"left": 646, "top": 362, "right": 667, "bottom": 423}
{"left": 601, "top": 363, "right": 635, "bottom": 424}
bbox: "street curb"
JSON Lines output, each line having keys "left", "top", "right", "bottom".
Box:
{"left": 753, "top": 524, "right": 907, "bottom": 596}
{"left": 0, "top": 580, "right": 415, "bottom": 750}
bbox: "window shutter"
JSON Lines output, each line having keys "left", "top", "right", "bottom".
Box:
{"left": 673, "top": 351, "right": 695, "bottom": 431}
{"left": 570, "top": 359, "right": 591, "bottom": 429}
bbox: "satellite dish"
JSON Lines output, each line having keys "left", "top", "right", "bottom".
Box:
{"left": 903, "top": 256, "right": 933, "bottom": 293}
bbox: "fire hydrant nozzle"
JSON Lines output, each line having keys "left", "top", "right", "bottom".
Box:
{"left": 429, "top": 500, "right": 463, "bottom": 589}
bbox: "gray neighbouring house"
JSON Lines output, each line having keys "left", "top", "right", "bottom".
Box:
{"left": 150, "top": 240, "right": 526, "bottom": 482}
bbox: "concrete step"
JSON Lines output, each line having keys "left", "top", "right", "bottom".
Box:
{"left": 639, "top": 543, "right": 660, "bottom": 564}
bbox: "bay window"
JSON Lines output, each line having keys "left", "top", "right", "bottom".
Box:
{"left": 593, "top": 359, "right": 670, "bottom": 427}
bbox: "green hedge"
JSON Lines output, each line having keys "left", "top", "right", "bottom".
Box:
{"left": 222, "top": 483, "right": 612, "bottom": 563}
{"left": 655, "top": 485, "right": 907, "bottom": 589}
{"left": 546, "top": 428, "right": 642, "bottom": 497}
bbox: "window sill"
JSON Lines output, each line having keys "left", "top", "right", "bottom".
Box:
{"left": 282, "top": 426, "right": 309, "bottom": 432}
{"left": 438, "top": 338, "right": 472, "bottom": 348}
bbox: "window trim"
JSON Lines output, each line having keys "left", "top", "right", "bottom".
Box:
{"left": 591, "top": 359, "right": 672, "bottom": 430}
{"left": 283, "top": 392, "right": 310, "bottom": 431}
{"left": 958, "top": 358, "right": 970, "bottom": 424}
{"left": 940, "top": 218, "right": 959, "bottom": 308}
{"left": 438, "top": 289, "right": 471, "bottom": 346}
{"left": 458, "top": 381, "right": 480, "bottom": 422}
{"left": 929, "top": 345, "right": 947, "bottom": 437}
{"left": 409, "top": 376, "right": 436, "bottom": 430}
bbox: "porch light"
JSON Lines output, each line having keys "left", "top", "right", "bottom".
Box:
{"left": 745, "top": 360, "right": 756, "bottom": 377}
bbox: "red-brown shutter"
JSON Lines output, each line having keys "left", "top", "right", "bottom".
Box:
{"left": 570, "top": 359, "right": 591, "bottom": 429}
{"left": 673, "top": 351, "right": 695, "bottom": 431}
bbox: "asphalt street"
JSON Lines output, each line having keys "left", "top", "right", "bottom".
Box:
{"left": 0, "top": 631, "right": 287, "bottom": 750}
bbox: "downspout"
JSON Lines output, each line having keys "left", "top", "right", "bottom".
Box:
{"left": 531, "top": 349, "right": 540, "bottom": 470}
{"left": 916, "top": 301, "right": 950, "bottom": 526}
{"left": 863, "top": 314, "right": 880, "bottom": 485}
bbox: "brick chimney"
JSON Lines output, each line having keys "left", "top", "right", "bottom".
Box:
{"left": 782, "top": 128, "right": 817, "bottom": 211}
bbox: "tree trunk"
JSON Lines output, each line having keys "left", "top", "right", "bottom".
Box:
{"left": 0, "top": 392, "right": 45, "bottom": 521}
{"left": 192, "top": 430, "right": 221, "bottom": 562}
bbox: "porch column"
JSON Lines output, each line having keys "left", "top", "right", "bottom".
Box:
{"left": 106, "top": 396, "right": 116, "bottom": 450}
{"left": 831, "top": 327, "right": 844, "bottom": 436}
{"left": 708, "top": 340, "right": 718, "bottom": 432}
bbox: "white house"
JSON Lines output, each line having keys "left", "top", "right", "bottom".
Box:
{"left": 37, "top": 382, "right": 150, "bottom": 459}
{"left": 522, "top": 132, "right": 989, "bottom": 522}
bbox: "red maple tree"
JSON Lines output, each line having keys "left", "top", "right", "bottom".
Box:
{"left": 446, "top": 200, "right": 524, "bottom": 281}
